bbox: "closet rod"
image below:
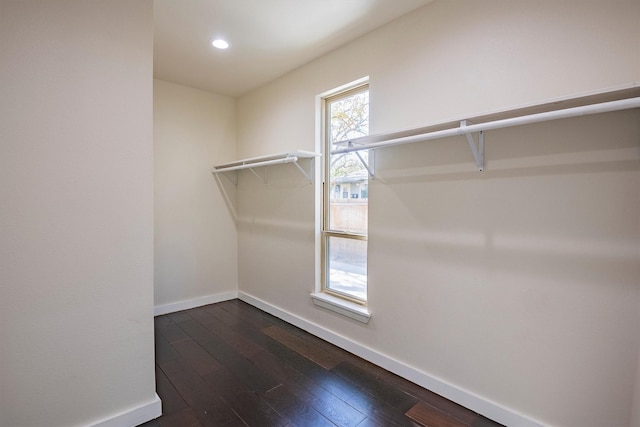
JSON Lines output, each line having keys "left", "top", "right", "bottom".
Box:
{"left": 214, "top": 156, "right": 298, "bottom": 172}
{"left": 332, "top": 97, "right": 640, "bottom": 155}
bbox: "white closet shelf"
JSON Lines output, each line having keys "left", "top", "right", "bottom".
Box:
{"left": 212, "top": 151, "right": 320, "bottom": 184}
{"left": 333, "top": 85, "right": 640, "bottom": 173}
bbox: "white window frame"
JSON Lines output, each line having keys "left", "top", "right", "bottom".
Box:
{"left": 312, "top": 77, "right": 371, "bottom": 323}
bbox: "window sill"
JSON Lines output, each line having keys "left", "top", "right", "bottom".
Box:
{"left": 310, "top": 292, "right": 371, "bottom": 324}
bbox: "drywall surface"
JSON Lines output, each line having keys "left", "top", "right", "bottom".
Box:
{"left": 236, "top": 1, "right": 640, "bottom": 426}
{"left": 0, "top": 1, "right": 157, "bottom": 426}
{"left": 153, "top": 79, "right": 238, "bottom": 308}
{"left": 237, "top": 0, "right": 639, "bottom": 159}
{"left": 633, "top": 313, "right": 640, "bottom": 427}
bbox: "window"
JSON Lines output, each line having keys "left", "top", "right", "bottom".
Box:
{"left": 322, "top": 84, "right": 369, "bottom": 304}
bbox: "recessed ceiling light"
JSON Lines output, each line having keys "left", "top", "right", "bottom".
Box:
{"left": 211, "top": 39, "right": 229, "bottom": 49}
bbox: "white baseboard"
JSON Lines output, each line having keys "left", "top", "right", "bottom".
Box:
{"left": 89, "top": 393, "right": 161, "bottom": 427}
{"left": 238, "top": 291, "right": 543, "bottom": 427}
{"left": 154, "top": 290, "right": 238, "bottom": 316}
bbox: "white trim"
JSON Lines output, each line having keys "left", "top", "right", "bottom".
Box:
{"left": 89, "top": 393, "right": 161, "bottom": 427}
{"left": 310, "top": 292, "right": 371, "bottom": 323}
{"left": 154, "top": 290, "right": 238, "bottom": 316}
{"left": 317, "top": 76, "right": 370, "bottom": 99}
{"left": 316, "top": 77, "right": 372, "bottom": 304}
{"left": 238, "top": 291, "right": 543, "bottom": 427}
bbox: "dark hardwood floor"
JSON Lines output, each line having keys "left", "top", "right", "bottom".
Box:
{"left": 142, "top": 299, "right": 503, "bottom": 427}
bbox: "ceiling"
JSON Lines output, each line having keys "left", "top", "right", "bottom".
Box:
{"left": 153, "top": 0, "right": 433, "bottom": 98}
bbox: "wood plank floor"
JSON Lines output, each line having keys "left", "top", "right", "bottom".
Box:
{"left": 141, "top": 299, "right": 503, "bottom": 427}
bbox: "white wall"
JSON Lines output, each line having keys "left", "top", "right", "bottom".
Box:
{"left": 153, "top": 79, "right": 238, "bottom": 310}
{"left": 0, "top": 1, "right": 157, "bottom": 426}
{"left": 236, "top": 1, "right": 640, "bottom": 426}
{"left": 237, "top": 0, "right": 640, "bottom": 158}
{"left": 633, "top": 304, "right": 640, "bottom": 427}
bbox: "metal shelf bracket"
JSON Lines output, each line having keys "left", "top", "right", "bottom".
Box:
{"left": 460, "top": 120, "right": 484, "bottom": 172}
{"left": 291, "top": 158, "right": 314, "bottom": 183}
{"left": 226, "top": 171, "right": 238, "bottom": 186}
{"left": 349, "top": 142, "right": 375, "bottom": 179}
{"left": 248, "top": 166, "right": 268, "bottom": 184}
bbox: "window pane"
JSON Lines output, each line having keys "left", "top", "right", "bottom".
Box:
{"left": 327, "top": 236, "right": 367, "bottom": 301}
{"left": 329, "top": 188, "right": 367, "bottom": 233}
{"left": 329, "top": 91, "right": 368, "bottom": 144}
{"left": 328, "top": 90, "right": 368, "bottom": 234}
